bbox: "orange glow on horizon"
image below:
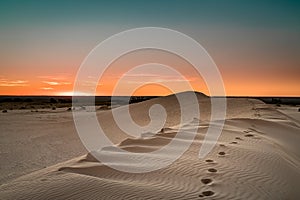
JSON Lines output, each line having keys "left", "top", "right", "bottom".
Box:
{"left": 1, "top": 49, "right": 299, "bottom": 97}
{"left": 1, "top": 77, "right": 300, "bottom": 97}
{"left": 0, "top": 77, "right": 300, "bottom": 97}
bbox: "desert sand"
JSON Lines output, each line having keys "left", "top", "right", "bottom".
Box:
{"left": 0, "top": 108, "right": 87, "bottom": 184}
{"left": 0, "top": 92, "right": 299, "bottom": 199}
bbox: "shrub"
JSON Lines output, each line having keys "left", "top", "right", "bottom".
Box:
{"left": 50, "top": 98, "right": 57, "bottom": 103}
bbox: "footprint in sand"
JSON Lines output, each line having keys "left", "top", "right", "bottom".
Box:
{"left": 218, "top": 151, "right": 226, "bottom": 156}
{"left": 219, "top": 144, "right": 226, "bottom": 147}
{"left": 201, "top": 178, "right": 213, "bottom": 185}
{"left": 208, "top": 168, "right": 217, "bottom": 173}
{"left": 205, "top": 159, "right": 214, "bottom": 163}
{"left": 244, "top": 134, "right": 254, "bottom": 137}
{"left": 160, "top": 127, "right": 173, "bottom": 133}
{"left": 235, "top": 137, "right": 242, "bottom": 140}
{"left": 199, "top": 190, "right": 215, "bottom": 197}
{"left": 230, "top": 141, "right": 238, "bottom": 144}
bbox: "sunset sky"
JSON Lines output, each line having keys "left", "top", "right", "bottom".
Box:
{"left": 0, "top": 0, "right": 299, "bottom": 96}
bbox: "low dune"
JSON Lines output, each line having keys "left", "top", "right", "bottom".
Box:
{"left": 0, "top": 92, "right": 299, "bottom": 199}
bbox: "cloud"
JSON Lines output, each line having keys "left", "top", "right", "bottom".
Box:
{"left": 39, "top": 75, "right": 72, "bottom": 86}
{"left": 37, "top": 74, "right": 71, "bottom": 81}
{"left": 0, "top": 79, "right": 29, "bottom": 87}
{"left": 40, "top": 87, "right": 54, "bottom": 90}
{"left": 43, "top": 81, "right": 71, "bottom": 86}
{"left": 80, "top": 80, "right": 103, "bottom": 87}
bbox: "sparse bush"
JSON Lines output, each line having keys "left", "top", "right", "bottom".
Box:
{"left": 52, "top": 107, "right": 56, "bottom": 110}
{"left": 50, "top": 98, "right": 57, "bottom": 103}
{"left": 98, "top": 105, "right": 109, "bottom": 110}
{"left": 13, "top": 98, "right": 22, "bottom": 102}
{"left": 24, "top": 98, "right": 33, "bottom": 102}
{"left": 59, "top": 98, "right": 72, "bottom": 103}
{"left": 0, "top": 98, "right": 11, "bottom": 103}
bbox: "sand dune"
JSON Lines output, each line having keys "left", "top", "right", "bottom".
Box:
{"left": 0, "top": 92, "right": 299, "bottom": 199}
{"left": 0, "top": 108, "right": 87, "bottom": 184}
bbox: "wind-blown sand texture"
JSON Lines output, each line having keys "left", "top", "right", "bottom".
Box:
{"left": 0, "top": 92, "right": 299, "bottom": 199}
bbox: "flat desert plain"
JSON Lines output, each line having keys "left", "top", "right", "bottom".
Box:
{"left": 0, "top": 92, "right": 299, "bottom": 199}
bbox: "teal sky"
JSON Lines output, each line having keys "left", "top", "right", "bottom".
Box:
{"left": 0, "top": 0, "right": 299, "bottom": 96}
{"left": 1, "top": 0, "right": 300, "bottom": 28}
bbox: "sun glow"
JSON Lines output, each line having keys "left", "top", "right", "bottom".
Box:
{"left": 57, "top": 91, "right": 92, "bottom": 96}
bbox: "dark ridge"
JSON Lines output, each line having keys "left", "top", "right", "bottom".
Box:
{"left": 166, "top": 91, "right": 208, "bottom": 98}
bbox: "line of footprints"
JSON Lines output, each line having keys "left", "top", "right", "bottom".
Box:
{"left": 198, "top": 129, "right": 257, "bottom": 198}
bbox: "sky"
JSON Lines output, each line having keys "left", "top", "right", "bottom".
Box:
{"left": 0, "top": 0, "right": 299, "bottom": 96}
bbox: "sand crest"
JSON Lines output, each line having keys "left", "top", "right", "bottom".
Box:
{"left": 0, "top": 92, "right": 299, "bottom": 199}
